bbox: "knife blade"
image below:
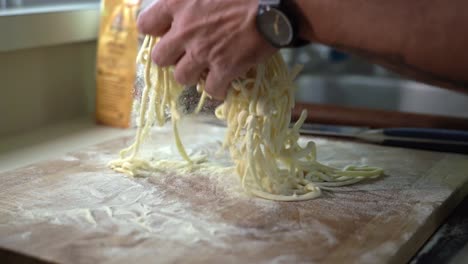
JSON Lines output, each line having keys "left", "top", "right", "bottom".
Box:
{"left": 300, "top": 124, "right": 468, "bottom": 154}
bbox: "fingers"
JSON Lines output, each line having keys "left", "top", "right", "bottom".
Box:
{"left": 174, "top": 53, "right": 207, "bottom": 86}
{"left": 205, "top": 69, "right": 230, "bottom": 100}
{"left": 151, "top": 34, "right": 184, "bottom": 67}
{"left": 137, "top": 0, "right": 172, "bottom": 36}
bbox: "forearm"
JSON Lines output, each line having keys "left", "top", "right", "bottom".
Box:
{"left": 296, "top": 0, "right": 468, "bottom": 92}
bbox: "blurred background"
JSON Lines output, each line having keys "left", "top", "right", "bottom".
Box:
{"left": 1, "top": 0, "right": 468, "bottom": 138}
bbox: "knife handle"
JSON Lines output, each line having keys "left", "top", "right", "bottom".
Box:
{"left": 381, "top": 140, "right": 468, "bottom": 154}
{"left": 381, "top": 128, "right": 468, "bottom": 154}
{"left": 382, "top": 128, "right": 468, "bottom": 142}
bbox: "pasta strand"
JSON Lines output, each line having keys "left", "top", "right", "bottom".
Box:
{"left": 109, "top": 36, "right": 384, "bottom": 201}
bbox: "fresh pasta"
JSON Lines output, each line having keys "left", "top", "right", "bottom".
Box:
{"left": 109, "top": 36, "right": 195, "bottom": 176}
{"left": 109, "top": 36, "right": 383, "bottom": 201}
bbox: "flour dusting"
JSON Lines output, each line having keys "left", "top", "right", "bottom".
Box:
{"left": 1, "top": 120, "right": 467, "bottom": 264}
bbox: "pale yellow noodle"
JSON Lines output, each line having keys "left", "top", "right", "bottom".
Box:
{"left": 109, "top": 36, "right": 384, "bottom": 201}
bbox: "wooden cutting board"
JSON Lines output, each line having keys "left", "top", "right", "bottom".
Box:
{"left": 1, "top": 122, "right": 467, "bottom": 264}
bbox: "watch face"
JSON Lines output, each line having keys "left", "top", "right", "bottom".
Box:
{"left": 257, "top": 7, "right": 293, "bottom": 47}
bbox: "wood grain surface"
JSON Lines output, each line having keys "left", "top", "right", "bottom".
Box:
{"left": 0, "top": 122, "right": 467, "bottom": 264}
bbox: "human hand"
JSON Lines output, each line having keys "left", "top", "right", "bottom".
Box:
{"left": 137, "top": 0, "right": 277, "bottom": 100}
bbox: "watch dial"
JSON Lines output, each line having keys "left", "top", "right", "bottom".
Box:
{"left": 258, "top": 8, "right": 293, "bottom": 47}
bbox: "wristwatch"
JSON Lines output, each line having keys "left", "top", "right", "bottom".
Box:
{"left": 256, "top": 0, "right": 309, "bottom": 48}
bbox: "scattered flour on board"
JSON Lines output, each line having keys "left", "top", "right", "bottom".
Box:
{"left": 1, "top": 120, "right": 462, "bottom": 264}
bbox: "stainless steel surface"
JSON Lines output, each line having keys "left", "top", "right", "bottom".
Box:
{"left": 1, "top": 0, "right": 97, "bottom": 9}
{"left": 21, "top": 0, "right": 96, "bottom": 6}
{"left": 0, "top": 2, "right": 99, "bottom": 51}
{"left": 295, "top": 75, "right": 468, "bottom": 119}
{"left": 281, "top": 45, "right": 468, "bottom": 120}
{"left": 3, "top": 0, "right": 22, "bottom": 8}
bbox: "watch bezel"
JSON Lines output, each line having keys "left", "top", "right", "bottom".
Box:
{"left": 257, "top": 5, "right": 294, "bottom": 48}
{"left": 257, "top": 0, "right": 310, "bottom": 48}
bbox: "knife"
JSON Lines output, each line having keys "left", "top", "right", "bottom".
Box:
{"left": 200, "top": 117, "right": 468, "bottom": 154}
{"left": 299, "top": 124, "right": 468, "bottom": 154}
